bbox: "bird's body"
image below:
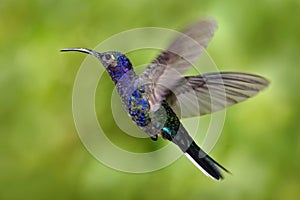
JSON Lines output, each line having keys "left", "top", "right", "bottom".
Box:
{"left": 62, "top": 19, "right": 269, "bottom": 180}
{"left": 108, "top": 53, "right": 229, "bottom": 180}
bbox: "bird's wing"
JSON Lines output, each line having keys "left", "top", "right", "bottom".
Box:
{"left": 139, "top": 19, "right": 217, "bottom": 111}
{"left": 166, "top": 72, "right": 269, "bottom": 118}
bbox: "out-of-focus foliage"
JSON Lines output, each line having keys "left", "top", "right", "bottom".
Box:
{"left": 1, "top": 0, "right": 300, "bottom": 199}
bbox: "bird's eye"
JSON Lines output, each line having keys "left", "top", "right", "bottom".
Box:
{"left": 105, "top": 54, "right": 111, "bottom": 60}
{"left": 102, "top": 54, "right": 114, "bottom": 63}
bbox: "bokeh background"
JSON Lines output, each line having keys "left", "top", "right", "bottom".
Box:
{"left": 1, "top": 0, "right": 300, "bottom": 199}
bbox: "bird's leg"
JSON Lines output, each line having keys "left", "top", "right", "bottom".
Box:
{"left": 150, "top": 135, "right": 158, "bottom": 141}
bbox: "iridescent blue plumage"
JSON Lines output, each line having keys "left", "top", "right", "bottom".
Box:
{"left": 106, "top": 54, "right": 133, "bottom": 83}
{"left": 128, "top": 87, "right": 151, "bottom": 127}
{"left": 61, "top": 18, "right": 269, "bottom": 180}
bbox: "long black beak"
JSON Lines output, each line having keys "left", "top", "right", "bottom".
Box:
{"left": 60, "top": 48, "right": 100, "bottom": 58}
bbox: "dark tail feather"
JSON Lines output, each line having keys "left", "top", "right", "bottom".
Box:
{"left": 185, "top": 141, "right": 229, "bottom": 180}
{"left": 161, "top": 117, "right": 229, "bottom": 180}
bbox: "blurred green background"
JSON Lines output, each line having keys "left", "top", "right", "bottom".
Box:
{"left": 1, "top": 0, "right": 300, "bottom": 199}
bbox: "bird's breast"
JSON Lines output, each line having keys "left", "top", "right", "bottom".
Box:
{"left": 127, "top": 87, "right": 151, "bottom": 127}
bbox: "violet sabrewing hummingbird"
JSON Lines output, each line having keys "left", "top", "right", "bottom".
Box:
{"left": 61, "top": 19, "right": 269, "bottom": 180}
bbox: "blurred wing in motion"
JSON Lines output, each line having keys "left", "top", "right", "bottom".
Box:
{"left": 167, "top": 72, "right": 269, "bottom": 118}
{"left": 139, "top": 19, "right": 217, "bottom": 111}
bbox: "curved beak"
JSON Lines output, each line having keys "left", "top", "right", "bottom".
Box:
{"left": 60, "top": 48, "right": 101, "bottom": 58}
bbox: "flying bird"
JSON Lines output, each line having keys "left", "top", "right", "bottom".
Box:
{"left": 61, "top": 19, "right": 269, "bottom": 180}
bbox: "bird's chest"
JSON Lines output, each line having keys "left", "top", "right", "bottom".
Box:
{"left": 127, "top": 88, "right": 180, "bottom": 140}
{"left": 127, "top": 87, "right": 151, "bottom": 127}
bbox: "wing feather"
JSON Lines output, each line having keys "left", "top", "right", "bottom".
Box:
{"left": 139, "top": 19, "right": 218, "bottom": 111}
{"left": 167, "top": 72, "right": 269, "bottom": 118}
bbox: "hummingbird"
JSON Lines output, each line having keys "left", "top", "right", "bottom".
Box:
{"left": 61, "top": 19, "right": 269, "bottom": 180}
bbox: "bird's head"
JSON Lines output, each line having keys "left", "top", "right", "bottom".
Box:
{"left": 61, "top": 48, "right": 133, "bottom": 83}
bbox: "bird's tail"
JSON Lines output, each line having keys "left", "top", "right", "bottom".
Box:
{"left": 167, "top": 124, "right": 229, "bottom": 180}
{"left": 184, "top": 141, "right": 229, "bottom": 180}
